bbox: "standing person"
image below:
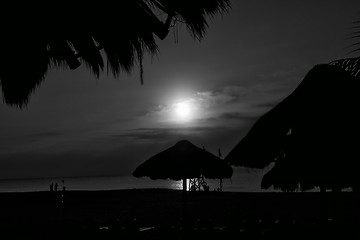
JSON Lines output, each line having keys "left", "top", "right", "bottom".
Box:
{"left": 54, "top": 182, "right": 58, "bottom": 191}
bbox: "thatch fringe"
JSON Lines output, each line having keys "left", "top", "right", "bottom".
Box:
{"left": 329, "top": 57, "right": 360, "bottom": 77}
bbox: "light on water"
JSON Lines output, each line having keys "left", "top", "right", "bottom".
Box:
{"left": 0, "top": 176, "right": 181, "bottom": 192}
{"left": 170, "top": 179, "right": 189, "bottom": 191}
{"left": 0, "top": 167, "right": 277, "bottom": 192}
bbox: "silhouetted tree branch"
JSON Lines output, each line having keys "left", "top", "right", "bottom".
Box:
{"left": 0, "top": 0, "right": 231, "bottom": 107}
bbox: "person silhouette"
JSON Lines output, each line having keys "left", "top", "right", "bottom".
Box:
{"left": 54, "top": 182, "right": 58, "bottom": 191}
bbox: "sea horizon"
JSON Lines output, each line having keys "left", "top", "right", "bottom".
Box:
{"left": 0, "top": 167, "right": 277, "bottom": 193}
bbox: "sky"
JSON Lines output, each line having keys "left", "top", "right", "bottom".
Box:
{"left": 1, "top": 1, "right": 360, "bottom": 181}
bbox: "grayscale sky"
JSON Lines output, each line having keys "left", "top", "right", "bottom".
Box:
{"left": 1, "top": 1, "right": 359, "bottom": 180}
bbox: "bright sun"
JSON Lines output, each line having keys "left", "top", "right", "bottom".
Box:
{"left": 173, "top": 101, "right": 193, "bottom": 122}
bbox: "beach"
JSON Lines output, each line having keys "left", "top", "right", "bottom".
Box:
{"left": 0, "top": 189, "right": 359, "bottom": 239}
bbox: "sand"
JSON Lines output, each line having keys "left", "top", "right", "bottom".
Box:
{"left": 0, "top": 189, "right": 359, "bottom": 239}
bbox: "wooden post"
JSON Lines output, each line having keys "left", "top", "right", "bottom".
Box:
{"left": 320, "top": 185, "right": 327, "bottom": 224}
{"left": 182, "top": 178, "right": 188, "bottom": 232}
{"left": 218, "top": 148, "right": 223, "bottom": 192}
{"left": 332, "top": 186, "right": 342, "bottom": 224}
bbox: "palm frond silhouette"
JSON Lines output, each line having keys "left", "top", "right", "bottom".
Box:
{"left": 0, "top": 0, "right": 231, "bottom": 107}
{"left": 329, "top": 15, "right": 360, "bottom": 77}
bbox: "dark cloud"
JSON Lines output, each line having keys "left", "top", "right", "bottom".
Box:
{"left": 218, "top": 112, "right": 258, "bottom": 121}
{"left": 0, "top": 125, "right": 243, "bottom": 179}
{"left": 111, "top": 128, "right": 179, "bottom": 142}
{"left": 111, "top": 126, "right": 224, "bottom": 142}
{"left": 111, "top": 125, "right": 250, "bottom": 156}
{"left": 250, "top": 98, "right": 283, "bottom": 111}
{"left": 197, "top": 111, "right": 259, "bottom": 129}
{"left": 195, "top": 85, "right": 250, "bottom": 105}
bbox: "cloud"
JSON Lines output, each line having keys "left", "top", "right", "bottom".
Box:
{"left": 195, "top": 85, "right": 248, "bottom": 106}
{"left": 142, "top": 85, "right": 257, "bottom": 125}
{"left": 136, "top": 82, "right": 290, "bottom": 138}
{"left": 0, "top": 78, "right": 296, "bottom": 180}
{"left": 196, "top": 83, "right": 289, "bottom": 112}
{"left": 217, "top": 112, "right": 259, "bottom": 121}
{"left": 110, "top": 126, "right": 219, "bottom": 142}
{"left": 0, "top": 123, "right": 253, "bottom": 180}
{"left": 252, "top": 100, "right": 281, "bottom": 110}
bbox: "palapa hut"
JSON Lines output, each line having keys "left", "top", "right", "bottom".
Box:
{"left": 225, "top": 64, "right": 360, "bottom": 192}
{"left": 133, "top": 139, "right": 233, "bottom": 192}
{"left": 225, "top": 64, "right": 360, "bottom": 222}
{"left": 133, "top": 139, "right": 233, "bottom": 230}
{"left": 0, "top": 0, "right": 231, "bottom": 107}
{"left": 225, "top": 16, "right": 360, "bottom": 192}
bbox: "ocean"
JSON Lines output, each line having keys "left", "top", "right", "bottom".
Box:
{"left": 0, "top": 167, "right": 275, "bottom": 193}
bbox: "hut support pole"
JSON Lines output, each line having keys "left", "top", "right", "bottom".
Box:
{"left": 182, "top": 178, "right": 188, "bottom": 232}
{"left": 332, "top": 186, "right": 342, "bottom": 224}
{"left": 320, "top": 185, "right": 327, "bottom": 224}
{"left": 183, "top": 178, "right": 187, "bottom": 192}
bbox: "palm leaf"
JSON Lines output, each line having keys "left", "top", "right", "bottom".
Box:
{"left": 0, "top": 37, "right": 49, "bottom": 108}
{"left": 0, "top": 0, "right": 231, "bottom": 107}
{"left": 329, "top": 15, "right": 360, "bottom": 77}
{"left": 152, "top": 0, "right": 231, "bottom": 40}
{"left": 329, "top": 57, "right": 360, "bottom": 77}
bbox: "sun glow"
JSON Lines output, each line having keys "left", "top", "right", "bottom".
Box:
{"left": 173, "top": 100, "right": 194, "bottom": 122}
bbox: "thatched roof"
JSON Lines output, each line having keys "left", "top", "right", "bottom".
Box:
{"left": 329, "top": 17, "right": 360, "bottom": 78}
{"left": 223, "top": 96, "right": 292, "bottom": 169}
{"left": 329, "top": 57, "right": 360, "bottom": 78}
{"left": 133, "top": 139, "right": 233, "bottom": 181}
{"left": 225, "top": 64, "right": 360, "bottom": 191}
{"left": 0, "top": 0, "right": 231, "bottom": 107}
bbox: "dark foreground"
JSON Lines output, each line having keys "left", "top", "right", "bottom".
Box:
{"left": 0, "top": 189, "right": 359, "bottom": 239}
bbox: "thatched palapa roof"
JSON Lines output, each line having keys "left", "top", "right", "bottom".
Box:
{"left": 226, "top": 14, "right": 360, "bottom": 192}
{"left": 329, "top": 17, "right": 360, "bottom": 78}
{"left": 133, "top": 140, "right": 233, "bottom": 181}
{"left": 225, "top": 64, "right": 360, "bottom": 191}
